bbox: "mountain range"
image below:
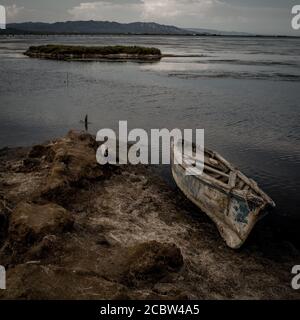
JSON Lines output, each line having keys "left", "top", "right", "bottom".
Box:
{"left": 1, "top": 20, "right": 252, "bottom": 36}
{"left": 4, "top": 21, "right": 194, "bottom": 35}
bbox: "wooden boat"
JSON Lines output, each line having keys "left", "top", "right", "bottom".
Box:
{"left": 171, "top": 140, "right": 275, "bottom": 249}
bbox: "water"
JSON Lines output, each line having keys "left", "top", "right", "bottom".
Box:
{"left": 0, "top": 35, "right": 300, "bottom": 243}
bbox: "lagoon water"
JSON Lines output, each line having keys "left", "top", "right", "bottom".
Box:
{"left": 0, "top": 35, "right": 300, "bottom": 242}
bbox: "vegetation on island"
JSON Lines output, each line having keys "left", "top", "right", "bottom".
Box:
{"left": 24, "top": 44, "right": 162, "bottom": 60}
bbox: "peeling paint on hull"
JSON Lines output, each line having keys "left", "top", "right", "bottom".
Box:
{"left": 171, "top": 141, "right": 275, "bottom": 249}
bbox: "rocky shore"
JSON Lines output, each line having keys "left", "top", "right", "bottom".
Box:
{"left": 0, "top": 131, "right": 299, "bottom": 299}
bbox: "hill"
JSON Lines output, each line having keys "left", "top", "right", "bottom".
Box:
{"left": 5, "top": 21, "right": 195, "bottom": 35}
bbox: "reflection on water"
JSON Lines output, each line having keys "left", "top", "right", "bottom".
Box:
{"left": 0, "top": 35, "right": 300, "bottom": 239}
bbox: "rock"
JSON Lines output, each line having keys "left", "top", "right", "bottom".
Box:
{"left": 28, "top": 145, "right": 53, "bottom": 160}
{"left": 9, "top": 202, "right": 74, "bottom": 247}
{"left": 0, "top": 264, "right": 126, "bottom": 300}
{"left": 42, "top": 131, "right": 104, "bottom": 199}
{"left": 22, "top": 158, "right": 41, "bottom": 171}
{"left": 26, "top": 235, "right": 58, "bottom": 259}
{"left": 123, "top": 241, "right": 184, "bottom": 286}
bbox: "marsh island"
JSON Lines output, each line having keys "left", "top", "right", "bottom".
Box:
{"left": 24, "top": 44, "right": 162, "bottom": 61}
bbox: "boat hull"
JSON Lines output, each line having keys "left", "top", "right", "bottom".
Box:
{"left": 172, "top": 163, "right": 269, "bottom": 249}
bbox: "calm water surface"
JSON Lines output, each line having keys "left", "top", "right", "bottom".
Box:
{"left": 0, "top": 35, "right": 300, "bottom": 242}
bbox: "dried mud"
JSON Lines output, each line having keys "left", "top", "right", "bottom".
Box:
{"left": 0, "top": 131, "right": 299, "bottom": 300}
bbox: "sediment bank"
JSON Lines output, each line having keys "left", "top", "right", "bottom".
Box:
{"left": 0, "top": 131, "right": 299, "bottom": 299}
{"left": 24, "top": 45, "right": 162, "bottom": 61}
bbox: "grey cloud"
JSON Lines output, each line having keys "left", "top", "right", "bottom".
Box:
{"left": 1, "top": 0, "right": 298, "bottom": 35}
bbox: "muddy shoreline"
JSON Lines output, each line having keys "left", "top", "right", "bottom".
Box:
{"left": 0, "top": 131, "right": 299, "bottom": 299}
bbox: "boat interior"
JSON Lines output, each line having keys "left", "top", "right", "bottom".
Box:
{"left": 177, "top": 140, "right": 264, "bottom": 197}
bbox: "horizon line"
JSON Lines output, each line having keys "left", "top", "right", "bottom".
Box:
{"left": 4, "top": 19, "right": 298, "bottom": 38}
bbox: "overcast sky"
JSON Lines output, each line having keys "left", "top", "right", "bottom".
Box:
{"left": 2, "top": 0, "right": 299, "bottom": 35}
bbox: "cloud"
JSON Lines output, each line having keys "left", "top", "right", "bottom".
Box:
{"left": 66, "top": 0, "right": 293, "bottom": 34}
{"left": 66, "top": 0, "right": 255, "bottom": 28}
{"left": 68, "top": 0, "right": 219, "bottom": 22}
{"left": 6, "top": 4, "right": 24, "bottom": 19}
{"left": 142, "top": 0, "right": 216, "bottom": 20}
{"left": 68, "top": 1, "right": 141, "bottom": 22}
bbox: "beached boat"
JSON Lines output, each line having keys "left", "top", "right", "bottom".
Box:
{"left": 171, "top": 140, "right": 275, "bottom": 249}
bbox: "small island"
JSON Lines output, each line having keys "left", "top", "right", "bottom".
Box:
{"left": 24, "top": 44, "right": 162, "bottom": 61}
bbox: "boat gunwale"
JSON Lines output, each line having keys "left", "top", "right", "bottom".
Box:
{"left": 173, "top": 161, "right": 268, "bottom": 208}
{"left": 172, "top": 140, "right": 275, "bottom": 207}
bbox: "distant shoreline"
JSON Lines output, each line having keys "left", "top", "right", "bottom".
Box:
{"left": 1, "top": 30, "right": 299, "bottom": 39}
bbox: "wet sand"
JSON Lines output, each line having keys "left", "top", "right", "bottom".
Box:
{"left": 0, "top": 131, "right": 299, "bottom": 299}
